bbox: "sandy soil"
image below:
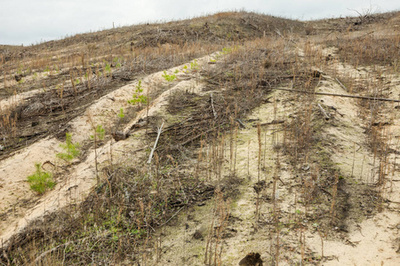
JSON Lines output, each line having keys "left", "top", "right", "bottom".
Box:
{"left": 0, "top": 53, "right": 218, "bottom": 247}
{"left": 143, "top": 46, "right": 400, "bottom": 265}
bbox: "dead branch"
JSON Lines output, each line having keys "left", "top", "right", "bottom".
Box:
{"left": 335, "top": 78, "right": 348, "bottom": 91}
{"left": 34, "top": 241, "right": 73, "bottom": 263}
{"left": 273, "top": 87, "right": 400, "bottom": 103}
{"left": 147, "top": 122, "right": 164, "bottom": 164}
{"left": 159, "top": 206, "right": 185, "bottom": 227}
{"left": 210, "top": 93, "right": 217, "bottom": 118}
{"left": 236, "top": 119, "right": 246, "bottom": 129}
{"left": 317, "top": 103, "right": 330, "bottom": 120}
{"left": 180, "top": 123, "right": 229, "bottom": 147}
{"left": 180, "top": 126, "right": 217, "bottom": 146}
{"left": 253, "top": 120, "right": 285, "bottom": 127}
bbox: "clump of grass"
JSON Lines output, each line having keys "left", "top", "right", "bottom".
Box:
{"left": 27, "top": 163, "right": 55, "bottom": 195}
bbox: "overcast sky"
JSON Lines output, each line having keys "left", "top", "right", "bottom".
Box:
{"left": 1, "top": 0, "right": 399, "bottom": 46}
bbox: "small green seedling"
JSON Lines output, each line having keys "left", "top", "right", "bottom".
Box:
{"left": 104, "top": 60, "right": 111, "bottom": 74}
{"left": 128, "top": 80, "right": 148, "bottom": 105}
{"left": 113, "top": 57, "right": 121, "bottom": 68}
{"left": 90, "top": 125, "right": 105, "bottom": 141}
{"left": 27, "top": 163, "right": 55, "bottom": 195}
{"left": 57, "top": 133, "right": 80, "bottom": 162}
{"left": 118, "top": 108, "right": 125, "bottom": 119}
{"left": 162, "top": 71, "right": 176, "bottom": 82}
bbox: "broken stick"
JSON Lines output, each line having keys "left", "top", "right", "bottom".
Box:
{"left": 335, "top": 78, "right": 348, "bottom": 91}
{"left": 147, "top": 122, "right": 164, "bottom": 164}
{"left": 210, "top": 93, "right": 217, "bottom": 118}
{"left": 317, "top": 103, "right": 330, "bottom": 120}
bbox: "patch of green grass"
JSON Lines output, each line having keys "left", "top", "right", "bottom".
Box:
{"left": 27, "top": 163, "right": 55, "bottom": 195}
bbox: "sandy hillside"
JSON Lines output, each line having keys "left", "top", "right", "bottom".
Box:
{"left": 1, "top": 10, "right": 400, "bottom": 266}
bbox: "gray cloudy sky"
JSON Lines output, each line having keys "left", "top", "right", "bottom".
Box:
{"left": 1, "top": 0, "right": 399, "bottom": 45}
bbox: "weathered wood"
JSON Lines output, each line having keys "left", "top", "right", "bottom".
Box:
{"left": 210, "top": 93, "right": 217, "bottom": 118}
{"left": 252, "top": 120, "right": 285, "bottom": 127}
{"left": 335, "top": 78, "right": 348, "bottom": 91}
{"left": 236, "top": 119, "right": 246, "bottom": 128}
{"left": 147, "top": 122, "right": 164, "bottom": 164}
{"left": 318, "top": 103, "right": 330, "bottom": 120}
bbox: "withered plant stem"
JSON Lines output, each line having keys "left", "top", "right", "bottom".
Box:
{"left": 233, "top": 125, "right": 238, "bottom": 175}
{"left": 351, "top": 142, "right": 356, "bottom": 178}
{"left": 330, "top": 173, "right": 339, "bottom": 225}
{"left": 257, "top": 123, "right": 262, "bottom": 182}
{"left": 247, "top": 140, "right": 251, "bottom": 180}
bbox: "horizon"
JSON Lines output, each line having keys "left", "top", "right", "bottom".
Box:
{"left": 1, "top": 0, "right": 399, "bottom": 46}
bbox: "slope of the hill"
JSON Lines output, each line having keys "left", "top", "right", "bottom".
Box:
{"left": 0, "top": 11, "right": 304, "bottom": 160}
{"left": 1, "top": 10, "right": 400, "bottom": 266}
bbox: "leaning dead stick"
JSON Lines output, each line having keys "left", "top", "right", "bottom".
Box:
{"left": 210, "top": 93, "right": 217, "bottom": 118}
{"left": 318, "top": 103, "right": 331, "bottom": 120}
{"left": 147, "top": 121, "right": 164, "bottom": 164}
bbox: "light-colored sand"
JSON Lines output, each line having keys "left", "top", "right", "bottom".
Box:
{"left": 0, "top": 53, "right": 218, "bottom": 247}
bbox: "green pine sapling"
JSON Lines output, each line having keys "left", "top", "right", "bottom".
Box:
{"left": 128, "top": 80, "right": 148, "bottom": 105}
{"left": 57, "top": 133, "right": 80, "bottom": 162}
{"left": 27, "top": 163, "right": 55, "bottom": 195}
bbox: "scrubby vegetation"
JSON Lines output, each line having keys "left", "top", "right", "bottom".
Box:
{"left": 1, "top": 10, "right": 400, "bottom": 265}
